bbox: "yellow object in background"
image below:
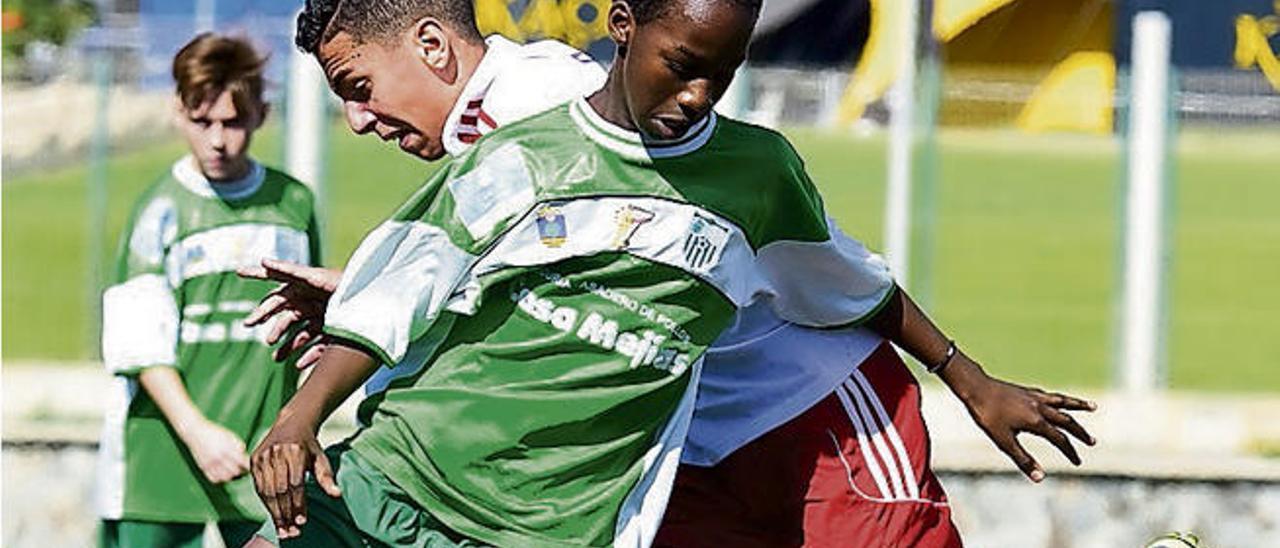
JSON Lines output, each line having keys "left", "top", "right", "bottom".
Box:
{"left": 835, "top": 0, "right": 908, "bottom": 124}
{"left": 1234, "top": 9, "right": 1280, "bottom": 93}
{"left": 474, "top": 0, "right": 610, "bottom": 50}
{"left": 933, "top": 0, "right": 1017, "bottom": 42}
{"left": 838, "top": 0, "right": 1116, "bottom": 133}
{"left": 1016, "top": 51, "right": 1116, "bottom": 134}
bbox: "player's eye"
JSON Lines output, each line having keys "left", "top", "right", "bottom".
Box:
{"left": 350, "top": 79, "right": 372, "bottom": 101}
{"left": 665, "top": 59, "right": 696, "bottom": 81}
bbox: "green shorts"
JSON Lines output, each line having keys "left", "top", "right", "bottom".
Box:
{"left": 99, "top": 519, "right": 259, "bottom": 548}
{"left": 253, "top": 445, "right": 485, "bottom": 548}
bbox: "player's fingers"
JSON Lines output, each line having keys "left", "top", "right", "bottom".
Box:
{"left": 1034, "top": 421, "right": 1082, "bottom": 466}
{"left": 297, "top": 343, "right": 326, "bottom": 371}
{"left": 204, "top": 464, "right": 224, "bottom": 484}
{"left": 255, "top": 451, "right": 285, "bottom": 531}
{"left": 998, "top": 434, "right": 1044, "bottom": 482}
{"left": 236, "top": 264, "right": 270, "bottom": 280}
{"left": 270, "top": 446, "right": 295, "bottom": 528}
{"left": 285, "top": 445, "right": 308, "bottom": 527}
{"left": 272, "top": 327, "right": 307, "bottom": 362}
{"left": 1040, "top": 391, "right": 1097, "bottom": 412}
{"left": 313, "top": 448, "right": 342, "bottom": 498}
{"left": 250, "top": 454, "right": 267, "bottom": 498}
{"left": 265, "top": 310, "right": 302, "bottom": 345}
{"left": 273, "top": 340, "right": 290, "bottom": 363}
{"left": 1044, "top": 407, "right": 1096, "bottom": 446}
{"left": 289, "top": 329, "right": 314, "bottom": 353}
{"left": 218, "top": 462, "right": 239, "bottom": 483}
{"left": 261, "top": 258, "right": 317, "bottom": 285}
{"left": 234, "top": 449, "right": 251, "bottom": 474}
{"left": 244, "top": 293, "right": 289, "bottom": 327}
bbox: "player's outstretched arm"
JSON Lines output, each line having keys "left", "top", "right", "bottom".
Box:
{"left": 251, "top": 341, "right": 379, "bottom": 540}
{"left": 865, "top": 285, "right": 1098, "bottom": 482}
{"left": 139, "top": 367, "right": 250, "bottom": 484}
{"left": 238, "top": 258, "right": 344, "bottom": 367}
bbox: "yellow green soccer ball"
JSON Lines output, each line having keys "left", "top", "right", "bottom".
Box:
{"left": 1144, "top": 532, "right": 1202, "bottom": 548}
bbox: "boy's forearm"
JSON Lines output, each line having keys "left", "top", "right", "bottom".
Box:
{"left": 865, "top": 285, "right": 989, "bottom": 396}
{"left": 866, "top": 285, "right": 951, "bottom": 365}
{"left": 138, "top": 366, "right": 206, "bottom": 438}
{"left": 276, "top": 341, "right": 380, "bottom": 431}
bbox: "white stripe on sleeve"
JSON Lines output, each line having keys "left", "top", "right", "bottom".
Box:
{"left": 326, "top": 221, "right": 476, "bottom": 364}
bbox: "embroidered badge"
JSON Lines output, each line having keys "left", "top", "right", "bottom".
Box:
{"left": 682, "top": 214, "right": 730, "bottom": 271}
{"left": 611, "top": 205, "right": 655, "bottom": 249}
{"left": 535, "top": 203, "right": 568, "bottom": 248}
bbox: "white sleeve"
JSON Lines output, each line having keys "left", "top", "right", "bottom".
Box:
{"left": 102, "top": 274, "right": 180, "bottom": 375}
{"left": 323, "top": 220, "right": 476, "bottom": 365}
{"left": 101, "top": 197, "right": 181, "bottom": 375}
{"left": 755, "top": 217, "right": 895, "bottom": 327}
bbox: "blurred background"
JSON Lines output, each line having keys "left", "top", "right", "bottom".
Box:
{"left": 3, "top": 0, "right": 1279, "bottom": 546}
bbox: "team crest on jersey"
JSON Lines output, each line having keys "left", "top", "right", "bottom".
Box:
{"left": 682, "top": 214, "right": 730, "bottom": 271}
{"left": 535, "top": 203, "right": 568, "bottom": 248}
{"left": 611, "top": 205, "right": 655, "bottom": 249}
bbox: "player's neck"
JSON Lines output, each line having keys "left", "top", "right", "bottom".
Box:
{"left": 450, "top": 36, "right": 488, "bottom": 99}
{"left": 586, "top": 70, "right": 637, "bottom": 133}
{"left": 204, "top": 158, "right": 253, "bottom": 184}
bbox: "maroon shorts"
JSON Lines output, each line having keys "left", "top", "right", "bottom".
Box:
{"left": 655, "top": 343, "right": 962, "bottom": 547}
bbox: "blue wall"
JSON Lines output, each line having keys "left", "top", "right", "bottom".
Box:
{"left": 1115, "top": 0, "right": 1277, "bottom": 68}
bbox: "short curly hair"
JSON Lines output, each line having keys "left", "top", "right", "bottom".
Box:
{"left": 627, "top": 0, "right": 763, "bottom": 24}
{"left": 295, "top": 0, "right": 481, "bottom": 54}
{"left": 172, "top": 33, "right": 266, "bottom": 112}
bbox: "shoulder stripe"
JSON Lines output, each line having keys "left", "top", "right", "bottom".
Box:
{"left": 170, "top": 223, "right": 310, "bottom": 283}
{"left": 325, "top": 220, "right": 477, "bottom": 364}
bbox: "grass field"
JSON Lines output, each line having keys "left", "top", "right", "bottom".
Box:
{"left": 4, "top": 120, "right": 1278, "bottom": 392}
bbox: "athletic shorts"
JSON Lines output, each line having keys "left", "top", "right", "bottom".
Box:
{"left": 253, "top": 444, "right": 486, "bottom": 548}
{"left": 654, "top": 343, "right": 963, "bottom": 547}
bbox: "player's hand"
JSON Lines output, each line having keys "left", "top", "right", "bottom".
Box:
{"left": 251, "top": 417, "right": 341, "bottom": 540}
{"left": 237, "top": 259, "right": 342, "bottom": 365}
{"left": 180, "top": 418, "right": 250, "bottom": 484}
{"left": 945, "top": 355, "right": 1097, "bottom": 482}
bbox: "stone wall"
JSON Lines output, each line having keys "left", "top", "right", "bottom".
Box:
{"left": 944, "top": 472, "right": 1280, "bottom": 547}
{"left": 4, "top": 443, "right": 1278, "bottom": 547}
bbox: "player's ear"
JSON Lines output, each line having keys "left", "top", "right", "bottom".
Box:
{"left": 411, "top": 17, "right": 451, "bottom": 72}
{"left": 607, "top": 0, "right": 636, "bottom": 54}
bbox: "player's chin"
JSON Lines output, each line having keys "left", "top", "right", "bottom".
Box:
{"left": 399, "top": 135, "right": 444, "bottom": 161}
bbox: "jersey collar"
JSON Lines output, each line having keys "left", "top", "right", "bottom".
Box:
{"left": 569, "top": 97, "right": 717, "bottom": 162}
{"left": 441, "top": 35, "right": 522, "bottom": 157}
{"left": 172, "top": 155, "right": 265, "bottom": 201}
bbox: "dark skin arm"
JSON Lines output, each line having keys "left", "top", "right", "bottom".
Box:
{"left": 250, "top": 341, "right": 380, "bottom": 539}
{"left": 865, "top": 285, "right": 1097, "bottom": 482}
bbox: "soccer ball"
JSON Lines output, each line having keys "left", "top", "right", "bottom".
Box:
{"left": 1143, "top": 532, "right": 1202, "bottom": 548}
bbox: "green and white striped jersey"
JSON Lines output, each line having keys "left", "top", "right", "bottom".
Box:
{"left": 327, "top": 99, "right": 894, "bottom": 547}
{"left": 96, "top": 157, "right": 321, "bottom": 522}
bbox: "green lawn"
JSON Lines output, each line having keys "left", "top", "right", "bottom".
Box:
{"left": 5, "top": 121, "right": 1278, "bottom": 392}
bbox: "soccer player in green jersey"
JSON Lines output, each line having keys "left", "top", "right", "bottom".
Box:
{"left": 96, "top": 33, "right": 322, "bottom": 548}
